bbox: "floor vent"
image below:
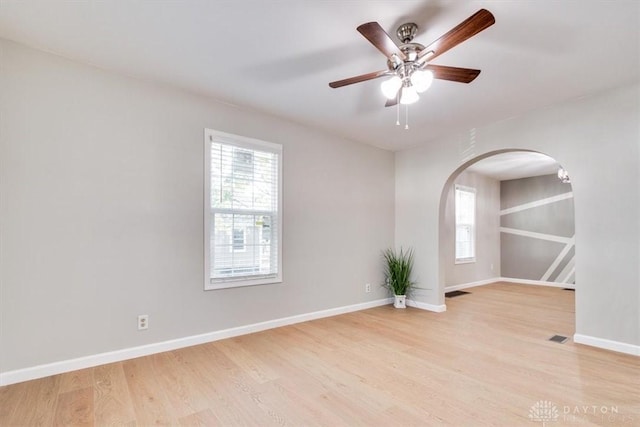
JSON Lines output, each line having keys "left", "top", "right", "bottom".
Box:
{"left": 445, "top": 290, "right": 471, "bottom": 298}
{"left": 563, "top": 288, "right": 575, "bottom": 291}
{"left": 549, "top": 335, "right": 568, "bottom": 344}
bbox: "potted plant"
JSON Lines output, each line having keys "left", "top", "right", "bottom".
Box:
{"left": 383, "top": 247, "right": 415, "bottom": 308}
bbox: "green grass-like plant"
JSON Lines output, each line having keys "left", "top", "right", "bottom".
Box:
{"left": 383, "top": 247, "right": 415, "bottom": 296}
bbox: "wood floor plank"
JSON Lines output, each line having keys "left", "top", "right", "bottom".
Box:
{"left": 53, "top": 386, "right": 93, "bottom": 426}
{"left": 151, "top": 349, "right": 215, "bottom": 419}
{"left": 183, "top": 344, "right": 277, "bottom": 426}
{"left": 58, "top": 367, "right": 93, "bottom": 394}
{"left": 0, "top": 381, "right": 26, "bottom": 424}
{"left": 92, "top": 362, "right": 136, "bottom": 426}
{"left": 216, "top": 337, "right": 281, "bottom": 384}
{"left": 6, "top": 375, "right": 60, "bottom": 425}
{"left": 261, "top": 377, "right": 348, "bottom": 426}
{"left": 122, "top": 357, "right": 174, "bottom": 425}
{"left": 177, "top": 408, "right": 222, "bottom": 426}
{"left": 1, "top": 283, "right": 638, "bottom": 425}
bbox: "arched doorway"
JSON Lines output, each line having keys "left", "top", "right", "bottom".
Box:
{"left": 438, "top": 150, "right": 576, "bottom": 326}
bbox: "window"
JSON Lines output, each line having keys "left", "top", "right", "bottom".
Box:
{"left": 232, "top": 229, "right": 245, "bottom": 252}
{"left": 204, "top": 129, "right": 282, "bottom": 289}
{"left": 455, "top": 185, "right": 476, "bottom": 263}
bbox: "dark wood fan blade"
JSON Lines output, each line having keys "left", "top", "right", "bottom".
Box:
{"left": 385, "top": 97, "right": 398, "bottom": 108}
{"left": 357, "top": 22, "right": 407, "bottom": 61}
{"left": 418, "top": 9, "right": 495, "bottom": 62}
{"left": 426, "top": 64, "right": 481, "bottom": 83}
{"left": 329, "top": 70, "right": 388, "bottom": 88}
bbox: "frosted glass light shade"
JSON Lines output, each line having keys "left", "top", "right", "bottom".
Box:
{"left": 410, "top": 69, "right": 434, "bottom": 93}
{"left": 380, "top": 76, "right": 402, "bottom": 99}
{"left": 400, "top": 85, "right": 419, "bottom": 105}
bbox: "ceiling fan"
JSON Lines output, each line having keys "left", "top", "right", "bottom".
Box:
{"left": 329, "top": 9, "right": 495, "bottom": 107}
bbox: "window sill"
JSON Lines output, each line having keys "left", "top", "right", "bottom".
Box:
{"left": 205, "top": 275, "right": 282, "bottom": 290}
{"left": 455, "top": 258, "right": 476, "bottom": 265}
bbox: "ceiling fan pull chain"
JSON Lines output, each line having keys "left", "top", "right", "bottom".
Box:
{"left": 405, "top": 104, "right": 409, "bottom": 130}
{"left": 396, "top": 95, "right": 400, "bottom": 126}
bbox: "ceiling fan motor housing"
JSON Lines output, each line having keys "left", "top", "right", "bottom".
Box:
{"left": 387, "top": 42, "right": 426, "bottom": 72}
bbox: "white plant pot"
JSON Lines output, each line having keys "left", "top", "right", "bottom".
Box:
{"left": 394, "top": 294, "right": 406, "bottom": 309}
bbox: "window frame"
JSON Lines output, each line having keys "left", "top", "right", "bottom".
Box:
{"left": 204, "top": 129, "right": 283, "bottom": 290}
{"left": 454, "top": 184, "right": 476, "bottom": 264}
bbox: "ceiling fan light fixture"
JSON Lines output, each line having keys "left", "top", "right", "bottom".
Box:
{"left": 410, "top": 69, "right": 434, "bottom": 93}
{"left": 381, "top": 75, "right": 402, "bottom": 99}
{"left": 400, "top": 84, "right": 419, "bottom": 105}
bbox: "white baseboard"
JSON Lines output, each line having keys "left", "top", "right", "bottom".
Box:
{"left": 444, "top": 278, "right": 500, "bottom": 292}
{"left": 444, "top": 277, "right": 575, "bottom": 292}
{"left": 573, "top": 334, "right": 640, "bottom": 356}
{"left": 0, "top": 298, "right": 393, "bottom": 386}
{"left": 406, "top": 299, "right": 447, "bottom": 312}
{"left": 500, "top": 277, "right": 575, "bottom": 289}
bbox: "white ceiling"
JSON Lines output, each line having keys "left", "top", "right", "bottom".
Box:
{"left": 0, "top": 1, "right": 638, "bottom": 153}
{"left": 466, "top": 151, "right": 559, "bottom": 181}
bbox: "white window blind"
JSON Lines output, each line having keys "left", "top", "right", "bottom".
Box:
{"left": 204, "top": 129, "right": 282, "bottom": 289}
{"left": 455, "top": 185, "right": 476, "bottom": 263}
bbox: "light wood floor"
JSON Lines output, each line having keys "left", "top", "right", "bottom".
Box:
{"left": 1, "top": 283, "right": 638, "bottom": 426}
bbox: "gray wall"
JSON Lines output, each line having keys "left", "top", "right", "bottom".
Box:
{"left": 0, "top": 40, "right": 395, "bottom": 373}
{"left": 396, "top": 83, "right": 640, "bottom": 348}
{"left": 442, "top": 170, "right": 500, "bottom": 287}
{"left": 500, "top": 174, "right": 575, "bottom": 283}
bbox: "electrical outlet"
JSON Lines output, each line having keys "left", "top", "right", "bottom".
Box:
{"left": 491, "top": 263, "right": 494, "bottom": 271}
{"left": 138, "top": 314, "right": 149, "bottom": 330}
{"left": 365, "top": 283, "right": 371, "bottom": 293}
